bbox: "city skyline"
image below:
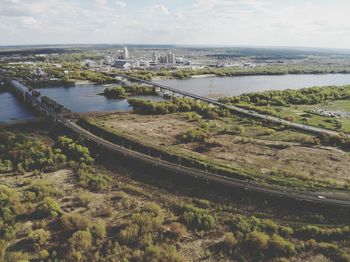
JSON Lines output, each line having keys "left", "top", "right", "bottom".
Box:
{"left": 1, "top": 0, "right": 350, "bottom": 49}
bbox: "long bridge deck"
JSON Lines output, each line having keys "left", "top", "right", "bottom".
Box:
{"left": 8, "top": 79, "right": 350, "bottom": 208}
{"left": 111, "top": 73, "right": 341, "bottom": 137}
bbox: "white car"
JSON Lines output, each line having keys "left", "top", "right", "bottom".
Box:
{"left": 317, "top": 195, "right": 326, "bottom": 199}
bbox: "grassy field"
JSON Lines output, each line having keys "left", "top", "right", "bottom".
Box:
{"left": 88, "top": 112, "right": 350, "bottom": 192}
{"left": 274, "top": 100, "right": 350, "bottom": 133}
{"left": 237, "top": 99, "right": 350, "bottom": 133}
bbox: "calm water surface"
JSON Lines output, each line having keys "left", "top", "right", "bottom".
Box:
{"left": 39, "top": 84, "right": 164, "bottom": 113}
{"left": 0, "top": 92, "right": 36, "bottom": 123}
{"left": 2, "top": 74, "right": 350, "bottom": 123}
{"left": 156, "top": 74, "right": 350, "bottom": 97}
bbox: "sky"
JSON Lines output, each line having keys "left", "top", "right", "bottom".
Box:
{"left": 0, "top": 0, "right": 350, "bottom": 49}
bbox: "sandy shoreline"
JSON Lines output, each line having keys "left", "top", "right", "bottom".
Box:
{"left": 74, "top": 80, "right": 95, "bottom": 85}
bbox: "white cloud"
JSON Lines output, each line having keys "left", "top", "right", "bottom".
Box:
{"left": 149, "top": 4, "right": 170, "bottom": 16}
{"left": 1, "top": 0, "right": 350, "bottom": 49}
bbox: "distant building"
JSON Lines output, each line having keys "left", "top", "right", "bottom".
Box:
{"left": 157, "top": 51, "right": 176, "bottom": 64}
{"left": 122, "top": 47, "right": 129, "bottom": 60}
{"left": 152, "top": 51, "right": 159, "bottom": 62}
{"left": 113, "top": 59, "right": 140, "bottom": 70}
{"left": 167, "top": 52, "right": 176, "bottom": 64}
{"left": 114, "top": 60, "right": 132, "bottom": 70}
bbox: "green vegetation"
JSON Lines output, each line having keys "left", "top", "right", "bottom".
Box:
{"left": 103, "top": 86, "right": 127, "bottom": 99}
{"left": 55, "top": 136, "right": 94, "bottom": 165}
{"left": 103, "top": 84, "right": 157, "bottom": 99}
{"left": 117, "top": 64, "right": 350, "bottom": 80}
{"left": 180, "top": 204, "right": 216, "bottom": 230}
{"left": 128, "top": 97, "right": 231, "bottom": 118}
{"left": 39, "top": 197, "right": 63, "bottom": 217}
{"left": 1, "top": 124, "right": 350, "bottom": 261}
{"left": 0, "top": 131, "right": 67, "bottom": 173}
{"left": 220, "top": 85, "right": 350, "bottom": 106}
{"left": 176, "top": 128, "right": 210, "bottom": 143}
{"left": 220, "top": 85, "right": 350, "bottom": 135}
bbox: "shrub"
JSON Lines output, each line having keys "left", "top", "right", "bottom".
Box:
{"left": 68, "top": 231, "right": 93, "bottom": 252}
{"left": 246, "top": 231, "right": 270, "bottom": 251}
{"left": 4, "top": 251, "right": 29, "bottom": 262}
{"left": 176, "top": 128, "right": 210, "bottom": 144}
{"left": 0, "top": 185, "right": 22, "bottom": 238}
{"left": 118, "top": 224, "right": 140, "bottom": 244}
{"left": 167, "top": 222, "right": 187, "bottom": 240}
{"left": 92, "top": 219, "right": 107, "bottom": 239}
{"left": 180, "top": 204, "right": 216, "bottom": 230}
{"left": 28, "top": 229, "right": 51, "bottom": 249}
{"left": 268, "top": 234, "right": 296, "bottom": 257}
{"left": 103, "top": 86, "right": 127, "bottom": 99}
{"left": 223, "top": 232, "right": 238, "bottom": 252}
{"left": 55, "top": 136, "right": 94, "bottom": 165}
{"left": 26, "top": 181, "right": 59, "bottom": 201}
{"left": 76, "top": 190, "right": 93, "bottom": 207}
{"left": 39, "top": 197, "right": 62, "bottom": 217}
{"left": 0, "top": 160, "right": 13, "bottom": 173}
{"left": 38, "top": 250, "right": 50, "bottom": 260}
{"left": 60, "top": 213, "right": 92, "bottom": 231}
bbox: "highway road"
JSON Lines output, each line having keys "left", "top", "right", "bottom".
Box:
{"left": 113, "top": 74, "right": 344, "bottom": 137}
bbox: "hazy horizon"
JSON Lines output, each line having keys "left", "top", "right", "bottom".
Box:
{"left": 1, "top": 0, "right": 350, "bottom": 49}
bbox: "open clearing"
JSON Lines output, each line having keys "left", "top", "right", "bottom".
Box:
{"left": 91, "top": 112, "right": 350, "bottom": 187}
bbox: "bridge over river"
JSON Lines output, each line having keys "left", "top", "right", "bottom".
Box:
{"left": 8, "top": 79, "right": 350, "bottom": 208}
{"left": 109, "top": 73, "right": 343, "bottom": 137}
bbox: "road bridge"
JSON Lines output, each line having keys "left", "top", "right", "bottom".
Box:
{"left": 8, "top": 79, "right": 350, "bottom": 208}
{"left": 109, "top": 73, "right": 343, "bottom": 137}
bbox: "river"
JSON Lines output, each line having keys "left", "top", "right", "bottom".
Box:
{"left": 155, "top": 73, "right": 350, "bottom": 97}
{"left": 0, "top": 92, "right": 37, "bottom": 124}
{"left": 38, "top": 84, "right": 163, "bottom": 113}
{"left": 1, "top": 74, "right": 350, "bottom": 123}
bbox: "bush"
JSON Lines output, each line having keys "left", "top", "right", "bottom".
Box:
{"left": 103, "top": 86, "right": 127, "bottom": 99}
{"left": 39, "top": 197, "right": 62, "bottom": 217}
{"left": 268, "top": 234, "right": 296, "bottom": 257}
{"left": 0, "top": 160, "right": 13, "bottom": 173}
{"left": 92, "top": 219, "right": 107, "bottom": 239}
{"left": 0, "top": 185, "right": 22, "bottom": 238}
{"left": 60, "top": 213, "right": 92, "bottom": 231}
{"left": 246, "top": 231, "right": 270, "bottom": 251}
{"left": 118, "top": 224, "right": 140, "bottom": 244}
{"left": 223, "top": 232, "right": 238, "bottom": 252}
{"left": 28, "top": 229, "right": 51, "bottom": 249}
{"left": 68, "top": 231, "right": 93, "bottom": 252}
{"left": 38, "top": 249, "right": 50, "bottom": 260}
{"left": 176, "top": 128, "right": 210, "bottom": 144}
{"left": 55, "top": 136, "right": 94, "bottom": 165}
{"left": 180, "top": 204, "right": 216, "bottom": 230}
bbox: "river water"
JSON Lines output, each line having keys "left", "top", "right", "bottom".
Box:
{"left": 38, "top": 84, "right": 163, "bottom": 113}
{"left": 1, "top": 74, "right": 350, "bottom": 123}
{"left": 155, "top": 73, "right": 350, "bottom": 97}
{"left": 0, "top": 92, "right": 37, "bottom": 124}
